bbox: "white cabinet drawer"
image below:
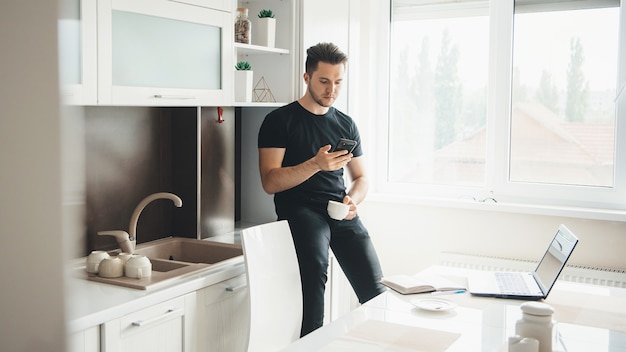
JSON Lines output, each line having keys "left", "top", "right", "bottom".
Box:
{"left": 102, "top": 293, "right": 196, "bottom": 352}
{"left": 118, "top": 296, "right": 186, "bottom": 338}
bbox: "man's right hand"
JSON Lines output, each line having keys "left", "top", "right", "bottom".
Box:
{"left": 313, "top": 144, "right": 353, "bottom": 171}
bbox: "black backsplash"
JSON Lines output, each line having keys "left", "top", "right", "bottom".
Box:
{"left": 83, "top": 106, "right": 234, "bottom": 255}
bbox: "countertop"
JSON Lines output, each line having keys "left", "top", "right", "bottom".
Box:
{"left": 65, "top": 232, "right": 245, "bottom": 333}
{"left": 282, "top": 266, "right": 626, "bottom": 351}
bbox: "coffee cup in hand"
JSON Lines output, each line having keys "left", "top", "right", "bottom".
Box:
{"left": 327, "top": 200, "right": 349, "bottom": 220}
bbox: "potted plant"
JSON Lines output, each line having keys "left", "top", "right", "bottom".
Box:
{"left": 234, "top": 61, "right": 253, "bottom": 102}
{"left": 257, "top": 9, "right": 276, "bottom": 48}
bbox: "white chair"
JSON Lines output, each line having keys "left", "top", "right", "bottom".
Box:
{"left": 241, "top": 220, "right": 303, "bottom": 352}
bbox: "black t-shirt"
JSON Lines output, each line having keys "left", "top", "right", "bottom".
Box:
{"left": 257, "top": 101, "right": 362, "bottom": 205}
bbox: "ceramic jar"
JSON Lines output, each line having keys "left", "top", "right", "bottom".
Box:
{"left": 515, "top": 302, "right": 556, "bottom": 352}
{"left": 508, "top": 335, "right": 539, "bottom": 352}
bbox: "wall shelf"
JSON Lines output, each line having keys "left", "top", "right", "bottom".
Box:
{"left": 234, "top": 42, "right": 289, "bottom": 55}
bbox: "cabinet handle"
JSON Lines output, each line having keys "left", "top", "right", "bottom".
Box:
{"left": 153, "top": 94, "right": 196, "bottom": 100}
{"left": 131, "top": 307, "right": 182, "bottom": 328}
{"left": 225, "top": 283, "right": 247, "bottom": 292}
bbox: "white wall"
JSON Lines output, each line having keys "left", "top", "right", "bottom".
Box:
{"left": 0, "top": 2, "right": 67, "bottom": 351}
{"left": 359, "top": 199, "right": 626, "bottom": 276}
{"left": 300, "top": 0, "right": 350, "bottom": 112}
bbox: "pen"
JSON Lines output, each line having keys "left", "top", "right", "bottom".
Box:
{"left": 431, "top": 289, "right": 466, "bottom": 296}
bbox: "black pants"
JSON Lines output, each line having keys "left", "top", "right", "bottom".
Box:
{"left": 276, "top": 199, "right": 385, "bottom": 337}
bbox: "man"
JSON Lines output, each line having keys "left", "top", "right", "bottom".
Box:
{"left": 257, "top": 42, "right": 386, "bottom": 336}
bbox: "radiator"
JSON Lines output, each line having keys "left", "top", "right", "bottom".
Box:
{"left": 440, "top": 251, "right": 626, "bottom": 288}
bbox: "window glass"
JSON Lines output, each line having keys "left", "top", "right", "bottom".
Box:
{"left": 510, "top": 7, "right": 619, "bottom": 187}
{"left": 389, "top": 13, "right": 489, "bottom": 187}
{"left": 387, "top": 0, "right": 624, "bottom": 210}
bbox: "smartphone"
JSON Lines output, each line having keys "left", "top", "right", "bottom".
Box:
{"left": 332, "top": 138, "right": 358, "bottom": 153}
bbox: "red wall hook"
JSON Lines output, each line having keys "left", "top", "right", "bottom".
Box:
{"left": 217, "top": 106, "right": 224, "bottom": 123}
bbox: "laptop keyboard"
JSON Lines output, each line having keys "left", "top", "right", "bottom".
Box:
{"left": 495, "top": 272, "right": 531, "bottom": 295}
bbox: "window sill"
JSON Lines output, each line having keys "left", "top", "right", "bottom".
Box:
{"left": 366, "top": 193, "right": 626, "bottom": 223}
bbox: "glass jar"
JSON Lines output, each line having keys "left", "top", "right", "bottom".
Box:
{"left": 234, "top": 7, "right": 251, "bottom": 44}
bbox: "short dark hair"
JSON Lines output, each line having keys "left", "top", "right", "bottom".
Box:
{"left": 305, "top": 42, "right": 348, "bottom": 76}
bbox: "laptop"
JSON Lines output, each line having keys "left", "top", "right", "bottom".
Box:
{"left": 468, "top": 224, "right": 579, "bottom": 300}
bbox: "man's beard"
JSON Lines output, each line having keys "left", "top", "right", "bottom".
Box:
{"left": 309, "top": 85, "right": 334, "bottom": 108}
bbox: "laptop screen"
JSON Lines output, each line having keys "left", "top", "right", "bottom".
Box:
{"left": 534, "top": 225, "right": 579, "bottom": 294}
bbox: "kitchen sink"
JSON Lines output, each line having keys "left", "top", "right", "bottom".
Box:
{"left": 82, "top": 237, "right": 243, "bottom": 290}
{"left": 133, "top": 237, "right": 243, "bottom": 264}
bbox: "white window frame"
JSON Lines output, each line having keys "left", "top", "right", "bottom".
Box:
{"left": 372, "top": 0, "right": 626, "bottom": 220}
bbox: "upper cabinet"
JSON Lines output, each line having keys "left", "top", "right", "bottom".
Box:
{"left": 59, "top": 0, "right": 299, "bottom": 107}
{"left": 170, "top": 0, "right": 231, "bottom": 11}
{"left": 59, "top": 0, "right": 97, "bottom": 105}
{"left": 97, "top": 0, "right": 233, "bottom": 106}
{"left": 233, "top": 0, "right": 299, "bottom": 106}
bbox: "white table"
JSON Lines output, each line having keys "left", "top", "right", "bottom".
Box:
{"left": 281, "top": 266, "right": 626, "bottom": 351}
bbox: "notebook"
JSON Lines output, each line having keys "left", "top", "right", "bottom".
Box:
{"left": 467, "top": 224, "right": 579, "bottom": 300}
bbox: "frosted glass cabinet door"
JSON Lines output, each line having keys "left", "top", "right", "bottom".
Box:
{"left": 97, "top": 0, "right": 233, "bottom": 106}
{"left": 58, "top": 0, "right": 97, "bottom": 105}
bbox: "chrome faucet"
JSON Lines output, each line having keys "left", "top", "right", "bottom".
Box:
{"left": 98, "top": 192, "right": 182, "bottom": 254}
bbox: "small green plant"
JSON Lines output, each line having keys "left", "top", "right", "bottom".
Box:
{"left": 235, "top": 61, "right": 252, "bottom": 70}
{"left": 258, "top": 9, "right": 274, "bottom": 18}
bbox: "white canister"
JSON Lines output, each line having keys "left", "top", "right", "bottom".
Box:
{"left": 515, "top": 302, "right": 556, "bottom": 352}
{"left": 508, "top": 335, "right": 539, "bottom": 352}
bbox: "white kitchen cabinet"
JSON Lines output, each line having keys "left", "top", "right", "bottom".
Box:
{"left": 69, "top": 325, "right": 100, "bottom": 352}
{"left": 170, "top": 0, "right": 231, "bottom": 12}
{"left": 234, "top": 0, "right": 299, "bottom": 106}
{"left": 96, "top": 0, "right": 233, "bottom": 106}
{"left": 101, "top": 293, "right": 197, "bottom": 352}
{"left": 196, "top": 274, "right": 250, "bottom": 352}
{"left": 59, "top": 0, "right": 97, "bottom": 105}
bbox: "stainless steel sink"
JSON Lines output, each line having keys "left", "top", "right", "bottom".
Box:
{"left": 83, "top": 237, "right": 243, "bottom": 290}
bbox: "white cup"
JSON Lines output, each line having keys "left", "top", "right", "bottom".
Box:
{"left": 125, "top": 255, "right": 152, "bottom": 279}
{"left": 327, "top": 200, "right": 350, "bottom": 220}
{"left": 98, "top": 257, "right": 124, "bottom": 278}
{"left": 85, "top": 250, "right": 110, "bottom": 274}
{"left": 117, "top": 252, "right": 133, "bottom": 264}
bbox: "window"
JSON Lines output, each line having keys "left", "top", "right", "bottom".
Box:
{"left": 389, "top": 9, "right": 489, "bottom": 187}
{"left": 386, "top": 0, "right": 625, "bottom": 211}
{"left": 510, "top": 7, "right": 617, "bottom": 188}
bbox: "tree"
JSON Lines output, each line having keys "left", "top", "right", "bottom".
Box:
{"left": 565, "top": 37, "right": 589, "bottom": 122}
{"left": 415, "top": 37, "right": 434, "bottom": 114}
{"left": 536, "top": 70, "right": 559, "bottom": 113}
{"left": 433, "top": 30, "right": 461, "bottom": 149}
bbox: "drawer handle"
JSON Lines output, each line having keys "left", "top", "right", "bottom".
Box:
{"left": 153, "top": 94, "right": 196, "bottom": 100}
{"left": 225, "top": 283, "right": 247, "bottom": 292}
{"left": 131, "top": 307, "right": 182, "bottom": 328}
